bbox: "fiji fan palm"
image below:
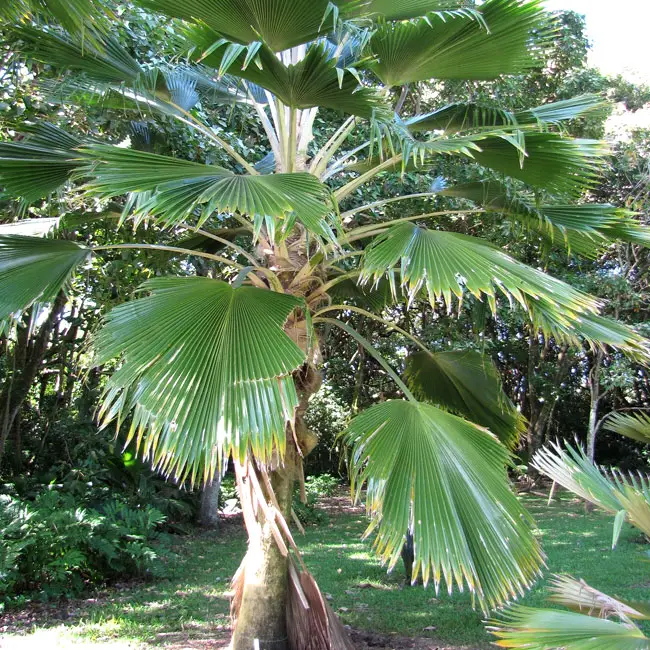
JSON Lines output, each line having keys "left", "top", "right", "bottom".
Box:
{"left": 2, "top": 1, "right": 650, "bottom": 648}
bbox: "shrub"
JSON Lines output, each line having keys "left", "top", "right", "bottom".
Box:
{"left": 304, "top": 473, "right": 339, "bottom": 499}
{"left": 0, "top": 491, "right": 166, "bottom": 602}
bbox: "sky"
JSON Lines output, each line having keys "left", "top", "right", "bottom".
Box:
{"left": 545, "top": 0, "right": 650, "bottom": 83}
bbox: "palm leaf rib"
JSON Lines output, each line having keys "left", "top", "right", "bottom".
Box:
{"left": 93, "top": 278, "right": 306, "bottom": 483}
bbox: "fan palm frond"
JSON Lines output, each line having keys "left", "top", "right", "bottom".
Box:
{"left": 11, "top": 26, "right": 142, "bottom": 84}
{"left": 185, "top": 34, "right": 388, "bottom": 118}
{"left": 604, "top": 412, "right": 650, "bottom": 444}
{"left": 469, "top": 134, "right": 608, "bottom": 196}
{"left": 406, "top": 96, "right": 606, "bottom": 134}
{"left": 0, "top": 124, "right": 83, "bottom": 202}
{"left": 342, "top": 399, "right": 543, "bottom": 612}
{"left": 532, "top": 441, "right": 650, "bottom": 547}
{"left": 368, "top": 0, "right": 550, "bottom": 86}
{"left": 488, "top": 606, "right": 650, "bottom": 649}
{"left": 0, "top": 235, "right": 89, "bottom": 321}
{"left": 93, "top": 278, "right": 306, "bottom": 482}
{"left": 80, "top": 145, "right": 333, "bottom": 234}
{"left": 137, "top": 0, "right": 335, "bottom": 52}
{"left": 441, "top": 182, "right": 650, "bottom": 253}
{"left": 404, "top": 349, "right": 524, "bottom": 449}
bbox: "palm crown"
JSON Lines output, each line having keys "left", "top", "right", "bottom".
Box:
{"left": 2, "top": 1, "right": 649, "bottom": 648}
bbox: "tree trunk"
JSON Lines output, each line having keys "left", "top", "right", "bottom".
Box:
{"left": 231, "top": 446, "right": 296, "bottom": 650}
{"left": 586, "top": 349, "right": 604, "bottom": 462}
{"left": 198, "top": 475, "right": 221, "bottom": 529}
{"left": 0, "top": 291, "right": 67, "bottom": 464}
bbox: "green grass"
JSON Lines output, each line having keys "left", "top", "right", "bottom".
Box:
{"left": 3, "top": 491, "right": 650, "bottom": 649}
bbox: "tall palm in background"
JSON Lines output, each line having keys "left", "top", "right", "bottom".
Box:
{"left": 2, "top": 1, "right": 650, "bottom": 648}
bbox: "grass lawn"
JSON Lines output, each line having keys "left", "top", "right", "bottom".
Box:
{"left": 2, "top": 490, "right": 650, "bottom": 649}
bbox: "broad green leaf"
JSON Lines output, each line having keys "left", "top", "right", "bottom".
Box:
{"left": 80, "top": 145, "right": 333, "bottom": 233}
{"left": 0, "top": 235, "right": 89, "bottom": 321}
{"left": 0, "top": 123, "right": 83, "bottom": 201}
{"left": 186, "top": 34, "right": 388, "bottom": 118}
{"left": 488, "top": 606, "right": 650, "bottom": 649}
{"left": 342, "top": 399, "right": 543, "bottom": 611}
{"left": 93, "top": 278, "right": 306, "bottom": 482}
{"left": 137, "top": 0, "right": 334, "bottom": 51}
{"left": 404, "top": 349, "right": 524, "bottom": 449}
{"left": 604, "top": 412, "right": 650, "bottom": 444}
{"left": 368, "top": 0, "right": 550, "bottom": 86}
{"left": 469, "top": 134, "right": 608, "bottom": 196}
{"left": 360, "top": 223, "right": 649, "bottom": 355}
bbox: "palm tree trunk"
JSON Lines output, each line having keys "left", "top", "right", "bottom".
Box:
{"left": 231, "top": 445, "right": 296, "bottom": 650}
{"left": 198, "top": 476, "right": 221, "bottom": 529}
{"left": 586, "top": 348, "right": 603, "bottom": 462}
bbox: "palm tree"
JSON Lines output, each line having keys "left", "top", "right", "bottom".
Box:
{"left": 1, "top": 1, "right": 650, "bottom": 648}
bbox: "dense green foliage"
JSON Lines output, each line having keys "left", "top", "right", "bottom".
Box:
{"left": 0, "top": 492, "right": 166, "bottom": 603}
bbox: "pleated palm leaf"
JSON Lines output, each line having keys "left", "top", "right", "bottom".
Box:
{"left": 488, "top": 575, "right": 650, "bottom": 649}
{"left": 532, "top": 441, "right": 650, "bottom": 548}
{"left": 2, "top": 1, "right": 650, "bottom": 648}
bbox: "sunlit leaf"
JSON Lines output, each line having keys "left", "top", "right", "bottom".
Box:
{"left": 93, "top": 278, "right": 306, "bottom": 482}
{"left": 343, "top": 399, "right": 543, "bottom": 612}
{"left": 488, "top": 605, "right": 650, "bottom": 649}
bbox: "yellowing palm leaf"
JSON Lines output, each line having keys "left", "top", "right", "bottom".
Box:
{"left": 488, "top": 606, "right": 650, "bottom": 649}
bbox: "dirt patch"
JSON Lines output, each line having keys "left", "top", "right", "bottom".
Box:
{"left": 315, "top": 492, "right": 365, "bottom": 516}
{"left": 349, "top": 629, "right": 478, "bottom": 649}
